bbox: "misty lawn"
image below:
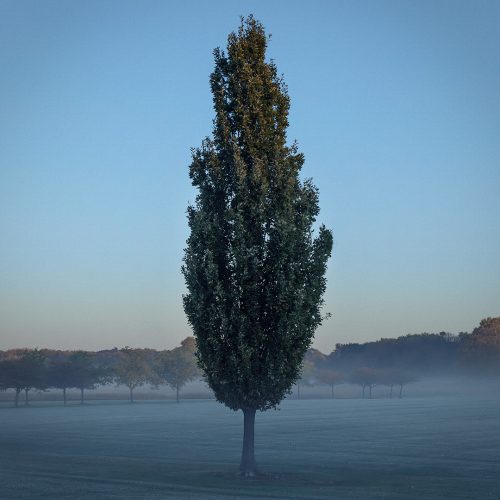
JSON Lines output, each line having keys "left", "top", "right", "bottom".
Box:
{"left": 0, "top": 397, "right": 499, "bottom": 499}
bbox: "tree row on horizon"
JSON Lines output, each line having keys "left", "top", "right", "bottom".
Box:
{"left": 1, "top": 317, "right": 498, "bottom": 407}
{"left": 0, "top": 337, "right": 199, "bottom": 407}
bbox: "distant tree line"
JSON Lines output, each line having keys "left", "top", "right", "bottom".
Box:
{"left": 300, "top": 359, "right": 418, "bottom": 399}
{"left": 0, "top": 337, "right": 199, "bottom": 406}
{"left": 1, "top": 318, "right": 498, "bottom": 406}
{"left": 297, "top": 317, "right": 500, "bottom": 399}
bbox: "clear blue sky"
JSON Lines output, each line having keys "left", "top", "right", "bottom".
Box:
{"left": 1, "top": 0, "right": 499, "bottom": 352}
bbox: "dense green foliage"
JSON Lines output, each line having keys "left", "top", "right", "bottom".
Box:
{"left": 182, "top": 16, "right": 333, "bottom": 413}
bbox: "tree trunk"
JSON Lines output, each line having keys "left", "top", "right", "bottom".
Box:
{"left": 240, "top": 408, "right": 258, "bottom": 477}
{"left": 63, "top": 387, "right": 67, "bottom": 405}
{"left": 369, "top": 385, "right": 372, "bottom": 399}
{"left": 14, "top": 388, "right": 20, "bottom": 407}
{"left": 362, "top": 385, "right": 365, "bottom": 399}
{"left": 331, "top": 384, "right": 335, "bottom": 399}
{"left": 389, "top": 385, "right": 393, "bottom": 398}
{"left": 80, "top": 388, "right": 84, "bottom": 404}
{"left": 399, "top": 384, "right": 403, "bottom": 398}
{"left": 176, "top": 385, "right": 179, "bottom": 403}
{"left": 25, "top": 388, "right": 29, "bottom": 405}
{"left": 129, "top": 387, "right": 134, "bottom": 403}
{"left": 297, "top": 383, "right": 300, "bottom": 400}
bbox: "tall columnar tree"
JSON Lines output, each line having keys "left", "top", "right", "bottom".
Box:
{"left": 182, "top": 16, "right": 333, "bottom": 476}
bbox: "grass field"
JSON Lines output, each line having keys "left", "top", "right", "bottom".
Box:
{"left": 1, "top": 397, "right": 499, "bottom": 499}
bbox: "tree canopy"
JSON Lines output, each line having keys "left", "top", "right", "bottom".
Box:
{"left": 114, "top": 347, "right": 154, "bottom": 402}
{"left": 182, "top": 16, "right": 332, "bottom": 475}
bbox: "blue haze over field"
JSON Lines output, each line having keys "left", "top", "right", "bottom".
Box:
{"left": 1, "top": 398, "right": 500, "bottom": 499}
{"left": 1, "top": 0, "right": 499, "bottom": 350}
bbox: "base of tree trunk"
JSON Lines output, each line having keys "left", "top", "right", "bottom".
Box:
{"left": 239, "top": 470, "right": 258, "bottom": 478}
{"left": 239, "top": 408, "right": 258, "bottom": 477}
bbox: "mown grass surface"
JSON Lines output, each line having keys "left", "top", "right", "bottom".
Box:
{"left": 1, "top": 397, "right": 499, "bottom": 499}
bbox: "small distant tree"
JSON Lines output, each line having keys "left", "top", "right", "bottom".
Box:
{"left": 316, "top": 368, "right": 344, "bottom": 398}
{"left": 0, "top": 358, "right": 24, "bottom": 406}
{"left": 296, "top": 360, "right": 315, "bottom": 400}
{"left": 350, "top": 367, "right": 379, "bottom": 399}
{"left": 377, "top": 368, "right": 397, "bottom": 398}
{"left": 0, "top": 361, "right": 6, "bottom": 392}
{"left": 182, "top": 17, "right": 333, "bottom": 476}
{"left": 155, "top": 338, "right": 199, "bottom": 402}
{"left": 70, "top": 351, "right": 107, "bottom": 404}
{"left": 0, "top": 349, "right": 47, "bottom": 406}
{"left": 114, "top": 347, "right": 152, "bottom": 403}
{"left": 23, "top": 349, "right": 48, "bottom": 404}
{"left": 47, "top": 356, "right": 75, "bottom": 404}
{"left": 394, "top": 370, "right": 417, "bottom": 398}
